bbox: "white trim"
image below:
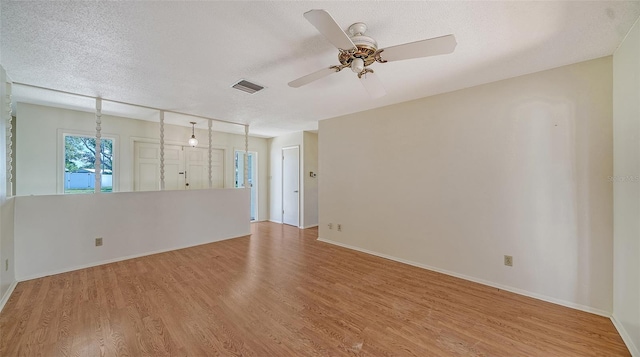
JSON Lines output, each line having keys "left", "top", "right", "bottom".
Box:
{"left": 6, "top": 82, "right": 13, "bottom": 196}
{"left": 282, "top": 145, "right": 300, "bottom": 227}
{"left": 234, "top": 149, "right": 258, "bottom": 221}
{"left": 159, "top": 111, "right": 165, "bottom": 190}
{"left": 611, "top": 315, "right": 639, "bottom": 356}
{"left": 0, "top": 280, "right": 18, "bottom": 313}
{"left": 317, "top": 237, "right": 611, "bottom": 318}
{"left": 269, "top": 219, "right": 283, "bottom": 224}
{"left": 17, "top": 233, "right": 248, "bottom": 282}
{"left": 244, "top": 125, "right": 249, "bottom": 189}
{"left": 94, "top": 98, "right": 102, "bottom": 193}
{"left": 58, "top": 129, "right": 120, "bottom": 194}
{"left": 303, "top": 224, "right": 318, "bottom": 229}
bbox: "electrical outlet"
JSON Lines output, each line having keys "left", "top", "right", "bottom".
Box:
{"left": 5, "top": 259, "right": 8, "bottom": 271}
{"left": 328, "top": 223, "right": 333, "bottom": 230}
{"left": 504, "top": 255, "right": 513, "bottom": 267}
{"left": 95, "top": 237, "right": 103, "bottom": 247}
{"left": 337, "top": 224, "right": 342, "bottom": 232}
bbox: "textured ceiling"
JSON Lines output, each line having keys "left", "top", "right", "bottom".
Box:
{"left": 1, "top": 1, "right": 639, "bottom": 137}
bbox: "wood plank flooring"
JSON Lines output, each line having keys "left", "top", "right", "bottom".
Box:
{"left": 0, "top": 222, "right": 630, "bottom": 356}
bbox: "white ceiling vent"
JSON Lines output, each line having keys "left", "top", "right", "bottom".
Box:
{"left": 231, "top": 79, "right": 265, "bottom": 94}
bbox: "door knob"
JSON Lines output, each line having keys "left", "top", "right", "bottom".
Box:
{"left": 294, "top": 190, "right": 298, "bottom": 193}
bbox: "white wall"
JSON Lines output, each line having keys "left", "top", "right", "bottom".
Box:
{"left": 319, "top": 57, "right": 613, "bottom": 315}
{"left": 15, "top": 103, "right": 269, "bottom": 220}
{"left": 0, "top": 65, "right": 16, "bottom": 309}
{"left": 613, "top": 17, "right": 640, "bottom": 356}
{"left": 303, "top": 131, "right": 318, "bottom": 228}
{"left": 14, "top": 188, "right": 250, "bottom": 280}
{"left": 0, "top": 198, "right": 14, "bottom": 295}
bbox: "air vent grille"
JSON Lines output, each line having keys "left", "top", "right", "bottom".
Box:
{"left": 231, "top": 80, "right": 264, "bottom": 94}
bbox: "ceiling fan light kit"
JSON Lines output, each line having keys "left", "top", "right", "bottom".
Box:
{"left": 351, "top": 58, "right": 365, "bottom": 73}
{"left": 288, "top": 9, "right": 457, "bottom": 98}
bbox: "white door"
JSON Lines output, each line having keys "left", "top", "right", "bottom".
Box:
{"left": 134, "top": 142, "right": 184, "bottom": 191}
{"left": 134, "top": 142, "right": 223, "bottom": 191}
{"left": 282, "top": 146, "right": 299, "bottom": 227}
{"left": 164, "top": 146, "right": 185, "bottom": 190}
{"left": 184, "top": 147, "right": 224, "bottom": 189}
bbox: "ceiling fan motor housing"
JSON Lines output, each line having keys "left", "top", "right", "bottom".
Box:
{"left": 339, "top": 22, "right": 379, "bottom": 68}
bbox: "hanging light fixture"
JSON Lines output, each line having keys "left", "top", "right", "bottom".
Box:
{"left": 188, "top": 121, "right": 198, "bottom": 147}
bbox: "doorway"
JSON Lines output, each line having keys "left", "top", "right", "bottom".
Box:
{"left": 282, "top": 146, "right": 299, "bottom": 227}
{"left": 235, "top": 150, "right": 258, "bottom": 221}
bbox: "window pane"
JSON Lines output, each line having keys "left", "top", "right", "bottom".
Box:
{"left": 64, "top": 136, "right": 113, "bottom": 194}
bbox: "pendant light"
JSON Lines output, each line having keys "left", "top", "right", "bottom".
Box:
{"left": 188, "top": 121, "right": 198, "bottom": 147}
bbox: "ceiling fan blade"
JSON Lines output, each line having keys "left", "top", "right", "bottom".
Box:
{"left": 379, "top": 34, "right": 457, "bottom": 62}
{"left": 304, "top": 9, "right": 357, "bottom": 52}
{"left": 360, "top": 71, "right": 386, "bottom": 98}
{"left": 288, "top": 67, "right": 340, "bottom": 88}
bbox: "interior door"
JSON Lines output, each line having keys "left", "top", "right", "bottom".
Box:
{"left": 134, "top": 142, "right": 224, "bottom": 191}
{"left": 184, "top": 147, "right": 224, "bottom": 189}
{"left": 134, "top": 142, "right": 184, "bottom": 191}
{"left": 282, "top": 146, "right": 299, "bottom": 227}
{"left": 164, "top": 145, "right": 185, "bottom": 190}
{"left": 184, "top": 147, "right": 205, "bottom": 189}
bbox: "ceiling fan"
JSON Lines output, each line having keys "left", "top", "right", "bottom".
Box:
{"left": 288, "top": 9, "right": 457, "bottom": 98}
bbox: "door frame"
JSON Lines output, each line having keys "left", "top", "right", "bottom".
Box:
{"left": 282, "top": 145, "right": 300, "bottom": 227}
{"left": 234, "top": 149, "right": 259, "bottom": 222}
{"left": 133, "top": 141, "right": 186, "bottom": 191}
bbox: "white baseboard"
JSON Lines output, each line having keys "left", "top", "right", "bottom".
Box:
{"left": 317, "top": 237, "right": 611, "bottom": 318}
{"left": 0, "top": 280, "right": 18, "bottom": 313}
{"left": 18, "top": 233, "right": 249, "bottom": 282}
{"left": 266, "top": 220, "right": 317, "bottom": 229}
{"left": 612, "top": 315, "right": 639, "bottom": 356}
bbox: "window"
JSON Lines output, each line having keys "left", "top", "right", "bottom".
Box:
{"left": 64, "top": 135, "right": 114, "bottom": 193}
{"left": 235, "top": 150, "right": 258, "bottom": 221}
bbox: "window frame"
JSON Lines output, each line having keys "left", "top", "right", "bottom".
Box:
{"left": 234, "top": 149, "right": 258, "bottom": 221}
{"left": 57, "top": 129, "right": 119, "bottom": 194}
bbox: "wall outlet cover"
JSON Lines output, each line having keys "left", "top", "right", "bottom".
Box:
{"left": 504, "top": 255, "right": 513, "bottom": 267}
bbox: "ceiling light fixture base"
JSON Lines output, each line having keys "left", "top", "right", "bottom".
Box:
{"left": 338, "top": 22, "right": 379, "bottom": 71}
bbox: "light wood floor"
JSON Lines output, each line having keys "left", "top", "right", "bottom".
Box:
{"left": 0, "top": 222, "right": 629, "bottom": 356}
